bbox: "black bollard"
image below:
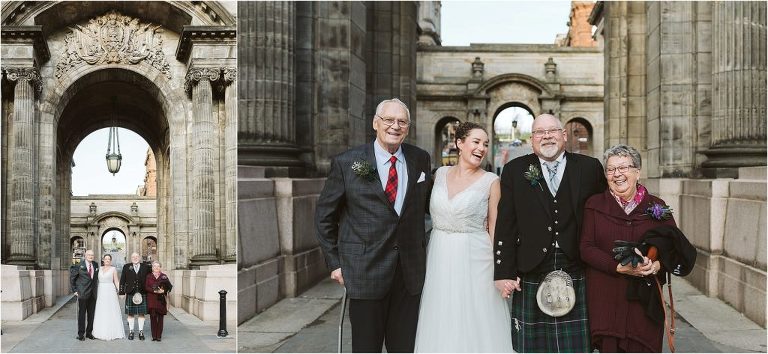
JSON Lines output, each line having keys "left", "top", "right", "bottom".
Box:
{"left": 217, "top": 290, "right": 228, "bottom": 338}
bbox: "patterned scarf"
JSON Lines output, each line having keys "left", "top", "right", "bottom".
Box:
{"left": 610, "top": 183, "right": 646, "bottom": 215}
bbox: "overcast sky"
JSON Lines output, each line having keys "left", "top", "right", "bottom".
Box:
{"left": 440, "top": 1, "right": 572, "bottom": 45}
{"left": 70, "top": 1, "right": 575, "bottom": 195}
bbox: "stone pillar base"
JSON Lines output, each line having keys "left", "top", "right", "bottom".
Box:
{"left": 688, "top": 250, "right": 767, "bottom": 327}
{"left": 238, "top": 144, "right": 305, "bottom": 177}
{"left": 281, "top": 247, "right": 327, "bottom": 298}
{"left": 237, "top": 257, "right": 283, "bottom": 324}
{"left": 169, "top": 264, "right": 237, "bottom": 323}
{"left": 701, "top": 145, "right": 767, "bottom": 178}
{"left": 1, "top": 265, "right": 45, "bottom": 320}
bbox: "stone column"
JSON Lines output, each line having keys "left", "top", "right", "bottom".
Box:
{"left": 185, "top": 67, "right": 219, "bottom": 266}
{"left": 703, "top": 1, "right": 767, "bottom": 176}
{"left": 223, "top": 68, "right": 237, "bottom": 262}
{"left": 4, "top": 67, "right": 40, "bottom": 266}
{"left": 238, "top": 1, "right": 300, "bottom": 174}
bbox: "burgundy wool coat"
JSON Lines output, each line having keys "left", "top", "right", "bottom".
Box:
{"left": 580, "top": 189, "right": 677, "bottom": 352}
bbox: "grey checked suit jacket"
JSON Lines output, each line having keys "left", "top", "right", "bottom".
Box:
{"left": 315, "top": 142, "right": 432, "bottom": 300}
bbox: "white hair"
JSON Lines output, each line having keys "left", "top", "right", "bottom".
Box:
{"left": 375, "top": 98, "right": 411, "bottom": 120}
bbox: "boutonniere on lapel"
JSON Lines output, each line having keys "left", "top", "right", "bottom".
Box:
{"left": 523, "top": 164, "right": 544, "bottom": 191}
{"left": 351, "top": 160, "right": 377, "bottom": 182}
{"left": 644, "top": 202, "right": 673, "bottom": 221}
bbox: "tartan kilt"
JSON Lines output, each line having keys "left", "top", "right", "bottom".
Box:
{"left": 124, "top": 293, "right": 147, "bottom": 315}
{"left": 510, "top": 249, "right": 591, "bottom": 353}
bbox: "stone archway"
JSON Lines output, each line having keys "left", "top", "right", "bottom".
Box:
{"left": 1, "top": 1, "right": 237, "bottom": 321}
{"left": 491, "top": 103, "right": 535, "bottom": 174}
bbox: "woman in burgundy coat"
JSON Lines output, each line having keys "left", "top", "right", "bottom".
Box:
{"left": 580, "top": 144, "right": 676, "bottom": 352}
{"left": 145, "top": 260, "right": 173, "bottom": 342}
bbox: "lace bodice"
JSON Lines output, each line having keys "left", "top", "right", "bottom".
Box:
{"left": 98, "top": 267, "right": 115, "bottom": 283}
{"left": 430, "top": 166, "right": 499, "bottom": 233}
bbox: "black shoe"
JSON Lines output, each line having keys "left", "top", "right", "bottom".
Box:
{"left": 139, "top": 331, "right": 145, "bottom": 340}
{"left": 77, "top": 335, "right": 85, "bottom": 341}
{"left": 157, "top": 338, "right": 161, "bottom": 342}
{"left": 86, "top": 334, "right": 95, "bottom": 340}
{"left": 128, "top": 331, "right": 134, "bottom": 340}
{"left": 152, "top": 338, "right": 157, "bottom": 341}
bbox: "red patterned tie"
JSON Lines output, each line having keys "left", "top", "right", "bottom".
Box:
{"left": 88, "top": 262, "right": 93, "bottom": 279}
{"left": 384, "top": 156, "right": 398, "bottom": 204}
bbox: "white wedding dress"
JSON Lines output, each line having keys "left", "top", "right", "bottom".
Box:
{"left": 92, "top": 267, "right": 125, "bottom": 340}
{"left": 415, "top": 166, "right": 514, "bottom": 353}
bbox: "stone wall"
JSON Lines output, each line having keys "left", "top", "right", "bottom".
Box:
{"left": 645, "top": 167, "right": 767, "bottom": 327}
{"left": 594, "top": 1, "right": 766, "bottom": 326}
{"left": 237, "top": 166, "right": 326, "bottom": 323}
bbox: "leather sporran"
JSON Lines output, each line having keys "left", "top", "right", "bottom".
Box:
{"left": 132, "top": 292, "right": 143, "bottom": 305}
{"left": 536, "top": 270, "right": 576, "bottom": 317}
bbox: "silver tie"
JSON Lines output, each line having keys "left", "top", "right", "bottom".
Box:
{"left": 545, "top": 161, "right": 560, "bottom": 196}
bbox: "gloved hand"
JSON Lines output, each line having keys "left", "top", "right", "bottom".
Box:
{"left": 612, "top": 240, "right": 645, "bottom": 267}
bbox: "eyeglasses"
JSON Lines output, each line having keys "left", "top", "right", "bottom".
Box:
{"left": 377, "top": 115, "right": 410, "bottom": 127}
{"left": 605, "top": 165, "right": 636, "bottom": 174}
{"left": 531, "top": 128, "right": 563, "bottom": 138}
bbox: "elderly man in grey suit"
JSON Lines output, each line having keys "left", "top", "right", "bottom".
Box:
{"left": 70, "top": 249, "right": 98, "bottom": 341}
{"left": 315, "top": 98, "right": 432, "bottom": 352}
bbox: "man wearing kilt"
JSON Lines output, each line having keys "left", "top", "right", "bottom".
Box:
{"left": 119, "top": 252, "right": 151, "bottom": 340}
{"left": 494, "top": 114, "right": 607, "bottom": 352}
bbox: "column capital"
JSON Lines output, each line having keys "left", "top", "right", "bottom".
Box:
{"left": 184, "top": 67, "right": 221, "bottom": 94}
{"left": 2, "top": 66, "right": 42, "bottom": 95}
{"left": 222, "top": 67, "right": 237, "bottom": 84}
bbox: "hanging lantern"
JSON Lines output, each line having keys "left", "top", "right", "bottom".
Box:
{"left": 106, "top": 97, "right": 122, "bottom": 175}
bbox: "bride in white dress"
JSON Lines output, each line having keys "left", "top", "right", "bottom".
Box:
{"left": 415, "top": 122, "right": 514, "bottom": 352}
{"left": 92, "top": 254, "right": 126, "bottom": 340}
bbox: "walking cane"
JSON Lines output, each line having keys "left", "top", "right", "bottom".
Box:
{"left": 337, "top": 287, "right": 348, "bottom": 353}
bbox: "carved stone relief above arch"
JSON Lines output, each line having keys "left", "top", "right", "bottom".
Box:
{"left": 53, "top": 10, "right": 172, "bottom": 81}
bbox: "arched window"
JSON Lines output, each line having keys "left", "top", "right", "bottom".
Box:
{"left": 434, "top": 117, "right": 461, "bottom": 167}
{"left": 71, "top": 236, "right": 85, "bottom": 264}
{"left": 564, "top": 118, "right": 593, "bottom": 155}
{"left": 142, "top": 236, "right": 158, "bottom": 263}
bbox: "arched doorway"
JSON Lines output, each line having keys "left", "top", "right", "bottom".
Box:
{"left": 564, "top": 118, "right": 593, "bottom": 155}
{"left": 492, "top": 104, "right": 535, "bottom": 174}
{"left": 435, "top": 117, "right": 461, "bottom": 167}
{"left": 101, "top": 229, "right": 127, "bottom": 269}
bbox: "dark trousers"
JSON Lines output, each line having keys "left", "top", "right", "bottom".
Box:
{"left": 149, "top": 310, "right": 165, "bottom": 339}
{"left": 77, "top": 295, "right": 96, "bottom": 336}
{"left": 348, "top": 263, "right": 421, "bottom": 353}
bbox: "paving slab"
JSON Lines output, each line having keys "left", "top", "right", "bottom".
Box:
{"left": 1, "top": 296, "right": 235, "bottom": 353}
{"left": 239, "top": 277, "right": 767, "bottom": 353}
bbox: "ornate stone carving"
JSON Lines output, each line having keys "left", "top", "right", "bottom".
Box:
{"left": 471, "top": 57, "right": 485, "bottom": 80}
{"left": 3, "top": 67, "right": 41, "bottom": 94}
{"left": 99, "top": 216, "right": 128, "bottom": 234}
{"left": 545, "top": 57, "right": 558, "bottom": 82}
{"left": 222, "top": 67, "right": 237, "bottom": 84}
{"left": 184, "top": 67, "right": 222, "bottom": 94}
{"left": 54, "top": 10, "right": 171, "bottom": 80}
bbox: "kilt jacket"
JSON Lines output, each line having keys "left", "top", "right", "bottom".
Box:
{"left": 315, "top": 142, "right": 432, "bottom": 300}
{"left": 494, "top": 152, "right": 607, "bottom": 280}
{"left": 120, "top": 262, "right": 151, "bottom": 295}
